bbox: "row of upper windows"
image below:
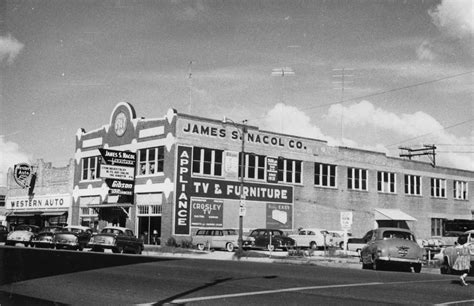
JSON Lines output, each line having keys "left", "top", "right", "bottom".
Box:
{"left": 79, "top": 146, "right": 469, "bottom": 200}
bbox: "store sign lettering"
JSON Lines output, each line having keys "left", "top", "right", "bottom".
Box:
{"left": 182, "top": 122, "right": 307, "bottom": 150}
{"left": 175, "top": 146, "right": 192, "bottom": 235}
{"left": 191, "top": 178, "right": 293, "bottom": 203}
{"left": 6, "top": 195, "right": 71, "bottom": 210}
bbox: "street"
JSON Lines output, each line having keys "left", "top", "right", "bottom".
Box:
{"left": 1, "top": 249, "right": 473, "bottom": 305}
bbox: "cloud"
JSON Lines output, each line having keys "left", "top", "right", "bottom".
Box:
{"left": 0, "top": 137, "right": 31, "bottom": 187}
{"left": 424, "top": 0, "right": 474, "bottom": 60}
{"left": 326, "top": 100, "right": 474, "bottom": 170}
{"left": 261, "top": 103, "right": 337, "bottom": 144}
{"left": 429, "top": 0, "right": 474, "bottom": 39}
{"left": 0, "top": 34, "right": 24, "bottom": 64}
{"left": 260, "top": 102, "right": 473, "bottom": 171}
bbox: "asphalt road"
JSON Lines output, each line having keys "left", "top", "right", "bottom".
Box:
{"left": 1, "top": 251, "right": 474, "bottom": 305}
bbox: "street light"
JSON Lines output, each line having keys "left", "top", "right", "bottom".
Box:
{"left": 222, "top": 116, "right": 247, "bottom": 254}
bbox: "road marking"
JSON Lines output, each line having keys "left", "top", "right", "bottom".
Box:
{"left": 169, "top": 280, "right": 445, "bottom": 304}
{"left": 434, "top": 299, "right": 474, "bottom": 306}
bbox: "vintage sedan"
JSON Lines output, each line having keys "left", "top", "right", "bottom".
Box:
{"left": 192, "top": 228, "right": 239, "bottom": 252}
{"left": 440, "top": 230, "right": 474, "bottom": 275}
{"left": 360, "top": 227, "right": 424, "bottom": 273}
{"left": 33, "top": 226, "right": 64, "bottom": 248}
{"left": 54, "top": 226, "right": 93, "bottom": 251}
{"left": 243, "top": 228, "right": 296, "bottom": 251}
{"left": 5, "top": 224, "right": 41, "bottom": 247}
{"left": 88, "top": 226, "right": 144, "bottom": 254}
{"left": 289, "top": 228, "right": 332, "bottom": 250}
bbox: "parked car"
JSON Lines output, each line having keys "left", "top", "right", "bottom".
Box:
{"left": 327, "top": 230, "right": 349, "bottom": 249}
{"left": 88, "top": 226, "right": 144, "bottom": 254}
{"left": 193, "top": 228, "right": 239, "bottom": 252}
{"left": 54, "top": 226, "right": 93, "bottom": 251}
{"left": 0, "top": 225, "right": 9, "bottom": 242}
{"left": 440, "top": 230, "right": 474, "bottom": 275}
{"left": 5, "top": 224, "right": 41, "bottom": 247}
{"left": 243, "top": 228, "right": 295, "bottom": 251}
{"left": 32, "top": 226, "right": 61, "bottom": 248}
{"left": 360, "top": 227, "right": 424, "bottom": 273}
{"left": 289, "top": 228, "right": 331, "bottom": 250}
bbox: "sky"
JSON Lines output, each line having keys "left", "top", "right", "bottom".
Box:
{"left": 0, "top": 0, "right": 473, "bottom": 186}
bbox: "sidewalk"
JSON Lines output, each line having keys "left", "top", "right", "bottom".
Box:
{"left": 142, "top": 246, "right": 440, "bottom": 274}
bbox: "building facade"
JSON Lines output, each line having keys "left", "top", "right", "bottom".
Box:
{"left": 72, "top": 102, "right": 473, "bottom": 243}
{"left": 5, "top": 159, "right": 74, "bottom": 230}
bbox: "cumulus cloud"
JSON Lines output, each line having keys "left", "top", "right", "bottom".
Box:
{"left": 0, "top": 34, "right": 24, "bottom": 64}
{"left": 326, "top": 100, "right": 474, "bottom": 170}
{"left": 260, "top": 102, "right": 473, "bottom": 171}
{"left": 261, "top": 103, "right": 337, "bottom": 144}
{"left": 422, "top": 0, "right": 474, "bottom": 60}
{"left": 0, "top": 137, "right": 31, "bottom": 187}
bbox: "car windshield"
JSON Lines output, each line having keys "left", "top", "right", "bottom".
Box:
{"left": 382, "top": 231, "right": 415, "bottom": 241}
{"left": 101, "top": 228, "right": 123, "bottom": 235}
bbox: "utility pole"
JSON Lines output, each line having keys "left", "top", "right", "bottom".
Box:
{"left": 332, "top": 68, "right": 354, "bottom": 146}
{"left": 399, "top": 144, "right": 437, "bottom": 167}
{"left": 187, "top": 60, "right": 194, "bottom": 113}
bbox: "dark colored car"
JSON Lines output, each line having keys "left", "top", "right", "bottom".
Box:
{"left": 0, "top": 225, "right": 9, "bottom": 242}
{"left": 6, "top": 224, "right": 41, "bottom": 247}
{"left": 360, "top": 227, "right": 424, "bottom": 273}
{"left": 88, "top": 226, "right": 144, "bottom": 254}
{"left": 33, "top": 226, "right": 64, "bottom": 248}
{"left": 243, "top": 228, "right": 296, "bottom": 251}
{"left": 54, "top": 226, "right": 93, "bottom": 251}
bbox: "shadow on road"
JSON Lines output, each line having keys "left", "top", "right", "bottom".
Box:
{"left": 0, "top": 246, "right": 172, "bottom": 285}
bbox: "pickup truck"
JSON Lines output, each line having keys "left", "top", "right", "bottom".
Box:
{"left": 346, "top": 237, "right": 367, "bottom": 253}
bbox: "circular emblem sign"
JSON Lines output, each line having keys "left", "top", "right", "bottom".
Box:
{"left": 114, "top": 112, "right": 127, "bottom": 136}
{"left": 13, "top": 163, "right": 32, "bottom": 188}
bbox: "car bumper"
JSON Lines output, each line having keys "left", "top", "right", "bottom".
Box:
{"left": 88, "top": 243, "right": 115, "bottom": 249}
{"left": 34, "top": 242, "right": 55, "bottom": 248}
{"left": 378, "top": 256, "right": 423, "bottom": 264}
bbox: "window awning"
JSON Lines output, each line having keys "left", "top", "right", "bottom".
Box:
{"left": 374, "top": 208, "right": 417, "bottom": 221}
{"left": 6, "top": 211, "right": 42, "bottom": 217}
{"left": 41, "top": 211, "right": 67, "bottom": 216}
{"left": 87, "top": 203, "right": 132, "bottom": 208}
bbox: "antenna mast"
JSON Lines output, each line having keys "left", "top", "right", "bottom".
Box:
{"left": 333, "top": 68, "right": 354, "bottom": 146}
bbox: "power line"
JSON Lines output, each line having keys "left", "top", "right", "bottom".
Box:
{"left": 248, "top": 70, "right": 474, "bottom": 123}
{"left": 386, "top": 118, "right": 474, "bottom": 148}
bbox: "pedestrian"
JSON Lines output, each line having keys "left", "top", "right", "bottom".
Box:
{"left": 452, "top": 241, "right": 471, "bottom": 286}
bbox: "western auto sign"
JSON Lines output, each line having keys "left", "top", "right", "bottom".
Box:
{"left": 13, "top": 163, "right": 33, "bottom": 188}
{"left": 99, "top": 148, "right": 136, "bottom": 203}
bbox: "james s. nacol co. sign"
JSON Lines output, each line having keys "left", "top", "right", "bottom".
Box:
{"left": 13, "top": 163, "right": 34, "bottom": 188}
{"left": 99, "top": 148, "right": 136, "bottom": 202}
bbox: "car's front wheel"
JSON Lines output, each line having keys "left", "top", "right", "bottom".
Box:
{"left": 413, "top": 263, "right": 422, "bottom": 273}
{"left": 197, "top": 243, "right": 205, "bottom": 251}
{"left": 309, "top": 242, "right": 317, "bottom": 250}
{"left": 226, "top": 242, "right": 234, "bottom": 252}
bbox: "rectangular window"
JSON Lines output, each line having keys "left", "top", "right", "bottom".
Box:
{"left": 137, "top": 147, "right": 165, "bottom": 176}
{"left": 430, "top": 178, "right": 446, "bottom": 198}
{"left": 192, "top": 147, "right": 223, "bottom": 176}
{"left": 454, "top": 180, "right": 468, "bottom": 200}
{"left": 239, "top": 153, "right": 266, "bottom": 180}
{"left": 277, "top": 158, "right": 302, "bottom": 184}
{"left": 404, "top": 174, "right": 422, "bottom": 195}
{"left": 431, "top": 218, "right": 444, "bottom": 237}
{"left": 314, "top": 163, "right": 337, "bottom": 188}
{"left": 347, "top": 167, "right": 367, "bottom": 191}
{"left": 377, "top": 171, "right": 396, "bottom": 193}
{"left": 81, "top": 156, "right": 101, "bottom": 180}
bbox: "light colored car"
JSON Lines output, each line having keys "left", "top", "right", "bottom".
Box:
{"left": 193, "top": 228, "right": 239, "bottom": 252}
{"left": 289, "top": 228, "right": 332, "bottom": 250}
{"left": 360, "top": 227, "right": 424, "bottom": 273}
{"left": 54, "top": 226, "right": 93, "bottom": 251}
{"left": 88, "top": 226, "right": 143, "bottom": 254}
{"left": 327, "top": 230, "right": 350, "bottom": 249}
{"left": 440, "top": 230, "right": 474, "bottom": 275}
{"left": 5, "top": 224, "right": 41, "bottom": 247}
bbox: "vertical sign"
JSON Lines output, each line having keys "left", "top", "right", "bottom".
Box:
{"left": 175, "top": 146, "right": 192, "bottom": 235}
{"left": 266, "top": 157, "right": 278, "bottom": 183}
{"left": 340, "top": 211, "right": 353, "bottom": 230}
{"left": 224, "top": 151, "right": 239, "bottom": 180}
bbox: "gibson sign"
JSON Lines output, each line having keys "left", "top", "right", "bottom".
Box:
{"left": 99, "top": 148, "right": 136, "bottom": 202}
